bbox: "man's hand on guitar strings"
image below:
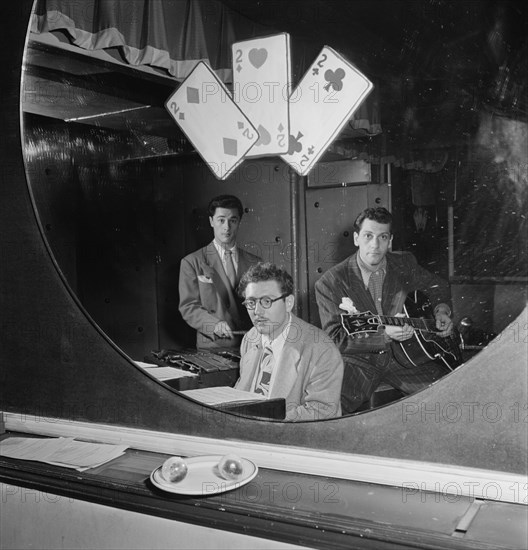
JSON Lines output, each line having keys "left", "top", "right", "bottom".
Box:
{"left": 385, "top": 313, "right": 415, "bottom": 342}
{"left": 435, "top": 311, "right": 453, "bottom": 337}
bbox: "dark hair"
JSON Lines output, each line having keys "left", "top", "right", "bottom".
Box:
{"left": 208, "top": 195, "right": 243, "bottom": 219}
{"left": 354, "top": 207, "right": 393, "bottom": 233}
{"left": 238, "top": 262, "right": 294, "bottom": 297}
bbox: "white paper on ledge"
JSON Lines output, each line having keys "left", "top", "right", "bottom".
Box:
{"left": 0, "top": 436, "right": 128, "bottom": 472}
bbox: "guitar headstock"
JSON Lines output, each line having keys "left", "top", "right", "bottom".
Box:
{"left": 340, "top": 311, "right": 381, "bottom": 336}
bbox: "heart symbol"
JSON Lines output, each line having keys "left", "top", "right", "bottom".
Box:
{"left": 249, "top": 48, "right": 268, "bottom": 69}
{"left": 255, "top": 125, "right": 271, "bottom": 146}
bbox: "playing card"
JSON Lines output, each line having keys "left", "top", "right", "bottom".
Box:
{"left": 232, "top": 33, "right": 291, "bottom": 157}
{"left": 165, "top": 61, "right": 259, "bottom": 180}
{"left": 281, "top": 46, "right": 373, "bottom": 176}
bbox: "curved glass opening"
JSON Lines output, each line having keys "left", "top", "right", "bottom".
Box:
{"left": 21, "top": 0, "right": 527, "bottom": 423}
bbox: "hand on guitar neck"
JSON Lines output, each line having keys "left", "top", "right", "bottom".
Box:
{"left": 340, "top": 291, "right": 462, "bottom": 370}
{"left": 384, "top": 313, "right": 415, "bottom": 342}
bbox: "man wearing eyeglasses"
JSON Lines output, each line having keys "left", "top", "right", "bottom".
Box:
{"left": 179, "top": 195, "right": 261, "bottom": 350}
{"left": 235, "top": 262, "right": 344, "bottom": 421}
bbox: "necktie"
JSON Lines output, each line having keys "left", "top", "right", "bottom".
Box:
{"left": 254, "top": 345, "right": 274, "bottom": 397}
{"left": 224, "top": 249, "right": 236, "bottom": 288}
{"left": 368, "top": 270, "right": 384, "bottom": 315}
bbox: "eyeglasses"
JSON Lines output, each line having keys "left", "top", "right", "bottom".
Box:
{"left": 242, "top": 293, "right": 289, "bottom": 310}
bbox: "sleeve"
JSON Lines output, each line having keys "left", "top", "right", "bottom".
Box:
{"left": 178, "top": 256, "right": 220, "bottom": 333}
{"left": 285, "top": 342, "right": 344, "bottom": 422}
{"left": 315, "top": 271, "right": 386, "bottom": 354}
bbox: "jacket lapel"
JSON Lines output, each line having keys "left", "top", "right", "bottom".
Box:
{"left": 203, "top": 243, "right": 232, "bottom": 309}
{"left": 383, "top": 255, "right": 407, "bottom": 316}
{"left": 237, "top": 340, "right": 262, "bottom": 391}
{"left": 347, "top": 254, "right": 378, "bottom": 314}
{"left": 269, "top": 322, "right": 301, "bottom": 399}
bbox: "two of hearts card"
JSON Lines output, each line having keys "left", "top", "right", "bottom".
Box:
{"left": 165, "top": 33, "right": 372, "bottom": 180}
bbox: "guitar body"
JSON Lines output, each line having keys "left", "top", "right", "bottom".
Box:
{"left": 340, "top": 290, "right": 463, "bottom": 371}
{"left": 395, "top": 290, "right": 463, "bottom": 370}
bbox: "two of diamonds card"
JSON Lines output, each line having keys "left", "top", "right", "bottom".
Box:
{"left": 232, "top": 33, "right": 291, "bottom": 157}
{"left": 165, "top": 61, "right": 259, "bottom": 180}
{"left": 281, "top": 46, "right": 373, "bottom": 176}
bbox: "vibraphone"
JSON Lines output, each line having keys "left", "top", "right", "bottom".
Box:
{"left": 147, "top": 349, "right": 240, "bottom": 391}
{"left": 146, "top": 349, "right": 285, "bottom": 419}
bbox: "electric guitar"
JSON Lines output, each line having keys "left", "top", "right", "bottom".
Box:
{"left": 340, "top": 290, "right": 463, "bottom": 370}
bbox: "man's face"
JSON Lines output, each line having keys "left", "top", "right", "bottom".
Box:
{"left": 209, "top": 207, "right": 240, "bottom": 248}
{"left": 353, "top": 219, "right": 393, "bottom": 268}
{"left": 244, "top": 280, "right": 293, "bottom": 338}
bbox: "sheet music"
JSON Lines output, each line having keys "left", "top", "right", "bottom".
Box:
{"left": 181, "top": 386, "right": 267, "bottom": 405}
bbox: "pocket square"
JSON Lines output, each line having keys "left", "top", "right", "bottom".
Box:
{"left": 198, "top": 274, "right": 213, "bottom": 284}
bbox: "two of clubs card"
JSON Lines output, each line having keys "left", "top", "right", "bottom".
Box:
{"left": 281, "top": 46, "right": 373, "bottom": 176}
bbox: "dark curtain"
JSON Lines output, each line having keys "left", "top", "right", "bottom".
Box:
{"left": 31, "top": 0, "right": 240, "bottom": 81}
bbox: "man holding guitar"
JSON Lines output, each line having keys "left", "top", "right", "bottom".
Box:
{"left": 315, "top": 207, "right": 459, "bottom": 415}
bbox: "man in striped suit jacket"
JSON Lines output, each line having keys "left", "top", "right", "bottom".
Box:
{"left": 315, "top": 207, "right": 454, "bottom": 414}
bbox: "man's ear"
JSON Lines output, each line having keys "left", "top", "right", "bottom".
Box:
{"left": 285, "top": 294, "right": 295, "bottom": 313}
{"left": 209, "top": 216, "right": 214, "bottom": 228}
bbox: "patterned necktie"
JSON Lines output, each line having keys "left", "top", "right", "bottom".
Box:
{"left": 224, "top": 249, "right": 236, "bottom": 288}
{"left": 368, "top": 269, "right": 384, "bottom": 315}
{"left": 254, "top": 344, "right": 274, "bottom": 397}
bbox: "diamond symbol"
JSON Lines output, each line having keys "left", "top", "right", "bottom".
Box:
{"left": 179, "top": 113, "right": 185, "bottom": 120}
{"left": 278, "top": 124, "right": 284, "bottom": 132}
{"left": 223, "top": 138, "right": 238, "bottom": 156}
{"left": 186, "top": 87, "right": 199, "bottom": 104}
{"left": 237, "top": 65, "right": 242, "bottom": 72}
{"left": 237, "top": 121, "right": 244, "bottom": 129}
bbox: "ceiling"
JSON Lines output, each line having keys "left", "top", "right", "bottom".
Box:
{"left": 22, "top": 0, "right": 527, "bottom": 160}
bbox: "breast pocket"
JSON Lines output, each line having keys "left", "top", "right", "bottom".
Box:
{"left": 198, "top": 279, "right": 218, "bottom": 311}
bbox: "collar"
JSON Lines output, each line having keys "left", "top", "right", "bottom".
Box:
{"left": 261, "top": 313, "right": 292, "bottom": 357}
{"left": 212, "top": 240, "right": 237, "bottom": 261}
{"left": 356, "top": 253, "right": 387, "bottom": 286}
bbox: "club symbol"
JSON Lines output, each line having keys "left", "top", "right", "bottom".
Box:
{"left": 287, "top": 132, "right": 303, "bottom": 155}
{"left": 324, "top": 68, "right": 345, "bottom": 92}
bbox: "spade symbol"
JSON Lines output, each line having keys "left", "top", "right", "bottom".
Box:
{"left": 255, "top": 125, "right": 271, "bottom": 146}
{"left": 324, "top": 68, "right": 345, "bottom": 92}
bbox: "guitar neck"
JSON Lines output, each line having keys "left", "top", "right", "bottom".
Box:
{"left": 378, "top": 315, "right": 437, "bottom": 333}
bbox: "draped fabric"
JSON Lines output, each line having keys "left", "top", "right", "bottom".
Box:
{"left": 31, "top": 0, "right": 237, "bottom": 81}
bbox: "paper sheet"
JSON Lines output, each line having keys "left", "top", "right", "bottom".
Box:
{"left": 181, "top": 386, "right": 267, "bottom": 406}
{"left": 135, "top": 361, "right": 199, "bottom": 380}
{"left": 0, "top": 436, "right": 128, "bottom": 472}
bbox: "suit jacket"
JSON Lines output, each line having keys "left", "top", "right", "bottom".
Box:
{"left": 315, "top": 251, "right": 452, "bottom": 356}
{"left": 179, "top": 242, "right": 261, "bottom": 349}
{"left": 235, "top": 315, "right": 344, "bottom": 421}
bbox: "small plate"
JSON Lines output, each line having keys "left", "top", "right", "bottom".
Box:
{"left": 150, "top": 455, "right": 258, "bottom": 496}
